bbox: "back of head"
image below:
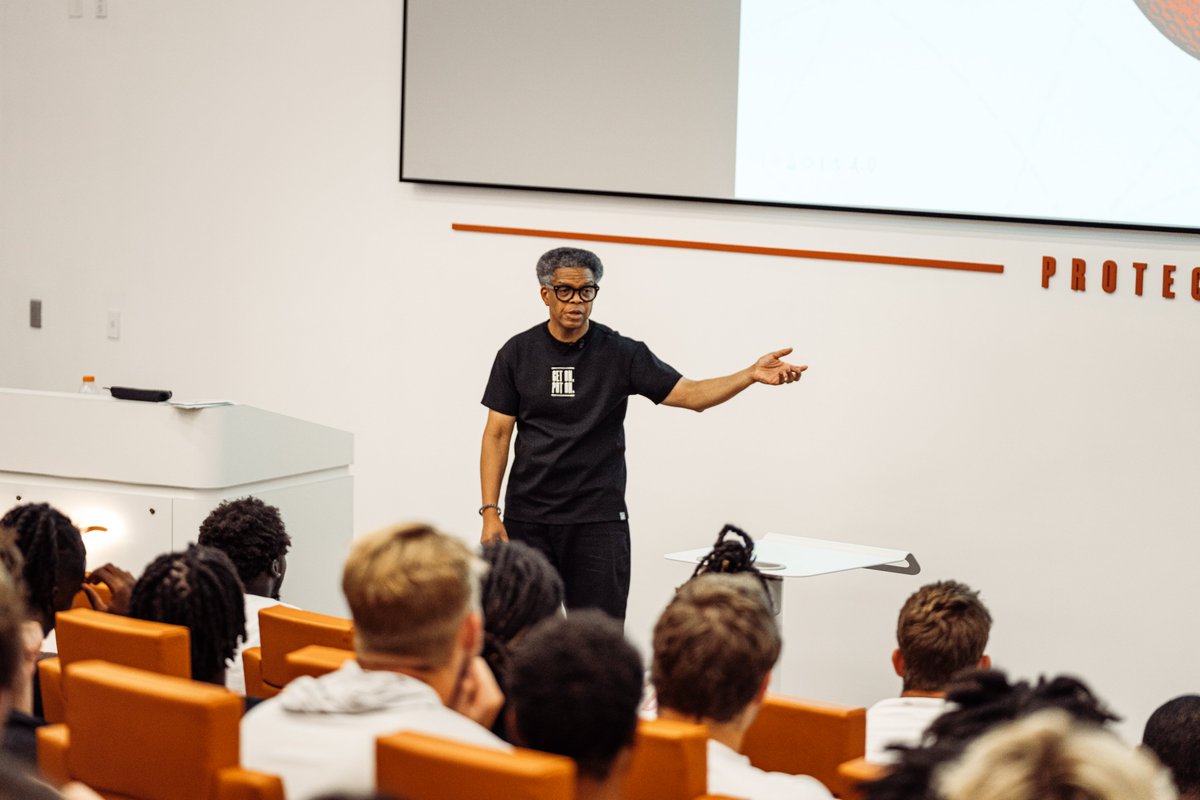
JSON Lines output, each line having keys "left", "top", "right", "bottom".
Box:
{"left": 897, "top": 580, "right": 991, "bottom": 692}
{"left": 479, "top": 541, "right": 563, "bottom": 687}
{"left": 508, "top": 610, "right": 642, "bottom": 781}
{"left": 0, "top": 568, "right": 26, "bottom": 696}
{"left": 129, "top": 544, "right": 247, "bottom": 684}
{"left": 1143, "top": 695, "right": 1200, "bottom": 799}
{"left": 342, "top": 523, "right": 483, "bottom": 667}
{"left": 652, "top": 573, "right": 780, "bottom": 723}
{"left": 0, "top": 502, "right": 85, "bottom": 634}
{"left": 196, "top": 496, "right": 291, "bottom": 589}
{"left": 936, "top": 710, "right": 1175, "bottom": 800}
{"left": 536, "top": 247, "right": 604, "bottom": 284}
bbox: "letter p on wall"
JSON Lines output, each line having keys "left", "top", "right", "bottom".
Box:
{"left": 1042, "top": 256, "right": 1056, "bottom": 288}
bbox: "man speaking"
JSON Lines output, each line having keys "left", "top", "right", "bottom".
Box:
{"left": 480, "top": 247, "right": 806, "bottom": 620}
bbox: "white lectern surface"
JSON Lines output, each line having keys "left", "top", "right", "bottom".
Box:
{"left": 665, "top": 532, "right": 919, "bottom": 577}
{"left": 0, "top": 390, "right": 354, "bottom": 615}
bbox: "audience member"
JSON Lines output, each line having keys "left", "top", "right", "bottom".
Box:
{"left": 936, "top": 709, "right": 1175, "bottom": 800}
{"left": 0, "top": 549, "right": 100, "bottom": 799}
{"left": 866, "top": 580, "right": 992, "bottom": 764}
{"left": 197, "top": 496, "right": 295, "bottom": 694}
{"left": 241, "top": 523, "right": 507, "bottom": 799}
{"left": 479, "top": 540, "right": 563, "bottom": 738}
{"left": 652, "top": 573, "right": 832, "bottom": 800}
{"left": 508, "top": 611, "right": 641, "bottom": 800}
{"left": 0, "top": 530, "right": 46, "bottom": 766}
{"left": 0, "top": 504, "right": 87, "bottom": 643}
{"left": 1142, "top": 695, "right": 1200, "bottom": 800}
{"left": 863, "top": 669, "right": 1119, "bottom": 800}
{"left": 128, "top": 545, "right": 247, "bottom": 686}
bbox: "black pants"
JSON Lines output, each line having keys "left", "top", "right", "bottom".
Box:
{"left": 504, "top": 519, "right": 631, "bottom": 621}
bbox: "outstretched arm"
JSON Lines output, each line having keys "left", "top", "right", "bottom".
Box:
{"left": 662, "top": 347, "right": 807, "bottom": 413}
{"left": 480, "top": 409, "right": 516, "bottom": 544}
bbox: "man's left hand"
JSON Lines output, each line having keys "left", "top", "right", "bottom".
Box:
{"left": 751, "top": 347, "right": 808, "bottom": 385}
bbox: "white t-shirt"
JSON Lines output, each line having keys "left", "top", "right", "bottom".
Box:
{"left": 226, "top": 594, "right": 297, "bottom": 695}
{"left": 242, "top": 660, "right": 508, "bottom": 800}
{"left": 707, "top": 739, "right": 833, "bottom": 800}
{"left": 864, "top": 696, "right": 948, "bottom": 764}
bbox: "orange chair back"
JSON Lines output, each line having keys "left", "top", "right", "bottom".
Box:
{"left": 55, "top": 608, "right": 191, "bottom": 675}
{"left": 259, "top": 606, "right": 354, "bottom": 689}
{"left": 376, "top": 731, "right": 574, "bottom": 800}
{"left": 284, "top": 644, "right": 355, "bottom": 682}
{"left": 740, "top": 694, "right": 866, "bottom": 796}
{"left": 622, "top": 718, "right": 710, "bottom": 800}
{"left": 40, "top": 608, "right": 192, "bottom": 723}
{"left": 838, "top": 757, "right": 890, "bottom": 800}
{"left": 40, "top": 661, "right": 244, "bottom": 800}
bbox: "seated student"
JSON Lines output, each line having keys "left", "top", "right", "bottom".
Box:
{"left": 196, "top": 496, "right": 295, "bottom": 694}
{"left": 479, "top": 540, "right": 563, "bottom": 739}
{"left": 652, "top": 573, "right": 832, "bottom": 800}
{"left": 1142, "top": 694, "right": 1200, "bottom": 800}
{"left": 863, "top": 669, "right": 1119, "bottom": 800}
{"left": 507, "top": 611, "right": 641, "bottom": 800}
{"left": 865, "top": 580, "right": 992, "bottom": 764}
{"left": 0, "top": 552, "right": 101, "bottom": 799}
{"left": 0, "top": 503, "right": 133, "bottom": 654}
{"left": 0, "top": 503, "right": 88, "bottom": 648}
{"left": 128, "top": 545, "right": 247, "bottom": 686}
{"left": 241, "top": 523, "right": 507, "bottom": 800}
{"left": 937, "top": 710, "right": 1174, "bottom": 800}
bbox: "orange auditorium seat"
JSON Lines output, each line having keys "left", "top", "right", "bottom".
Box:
{"left": 283, "top": 644, "right": 355, "bottom": 683}
{"left": 740, "top": 694, "right": 867, "bottom": 797}
{"left": 623, "top": 717, "right": 710, "bottom": 800}
{"left": 38, "top": 660, "right": 282, "bottom": 800}
{"left": 241, "top": 606, "right": 354, "bottom": 698}
{"left": 376, "top": 731, "right": 574, "bottom": 800}
{"left": 837, "top": 756, "right": 890, "bottom": 800}
{"left": 39, "top": 608, "right": 190, "bottom": 724}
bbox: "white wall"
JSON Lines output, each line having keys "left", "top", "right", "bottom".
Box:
{"left": 2, "top": 0, "right": 1198, "bottom": 741}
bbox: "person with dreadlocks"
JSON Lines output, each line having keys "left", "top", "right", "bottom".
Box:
{"left": 861, "top": 669, "right": 1121, "bottom": 800}
{"left": 479, "top": 540, "right": 563, "bottom": 740}
{"left": 197, "top": 496, "right": 295, "bottom": 694}
{"left": 0, "top": 503, "right": 87, "bottom": 647}
{"left": 128, "top": 544, "right": 247, "bottom": 686}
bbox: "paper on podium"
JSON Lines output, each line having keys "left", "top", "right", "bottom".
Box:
{"left": 665, "top": 532, "right": 919, "bottom": 578}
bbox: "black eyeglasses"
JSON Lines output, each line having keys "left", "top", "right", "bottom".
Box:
{"left": 550, "top": 284, "right": 599, "bottom": 302}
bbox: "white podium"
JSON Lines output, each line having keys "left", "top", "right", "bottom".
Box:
{"left": 0, "top": 389, "right": 354, "bottom": 615}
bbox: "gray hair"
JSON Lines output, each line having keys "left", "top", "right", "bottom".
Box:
{"left": 536, "top": 247, "right": 604, "bottom": 286}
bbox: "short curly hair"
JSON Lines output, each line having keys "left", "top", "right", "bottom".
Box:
{"left": 197, "top": 497, "right": 291, "bottom": 586}
{"left": 896, "top": 580, "right": 991, "bottom": 692}
{"left": 509, "top": 611, "right": 642, "bottom": 781}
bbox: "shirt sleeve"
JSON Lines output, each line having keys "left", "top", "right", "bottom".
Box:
{"left": 629, "top": 341, "right": 682, "bottom": 405}
{"left": 481, "top": 347, "right": 520, "bottom": 416}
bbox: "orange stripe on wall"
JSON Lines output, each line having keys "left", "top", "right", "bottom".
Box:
{"left": 453, "top": 224, "right": 1005, "bottom": 274}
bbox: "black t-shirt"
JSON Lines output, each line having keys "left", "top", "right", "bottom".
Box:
{"left": 482, "top": 321, "right": 682, "bottom": 524}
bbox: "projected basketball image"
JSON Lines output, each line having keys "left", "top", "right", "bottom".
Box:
{"left": 1135, "top": 0, "right": 1200, "bottom": 60}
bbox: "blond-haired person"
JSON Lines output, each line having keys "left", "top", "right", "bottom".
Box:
{"left": 652, "top": 574, "right": 832, "bottom": 800}
{"left": 936, "top": 709, "right": 1175, "bottom": 800}
{"left": 242, "top": 524, "right": 507, "bottom": 799}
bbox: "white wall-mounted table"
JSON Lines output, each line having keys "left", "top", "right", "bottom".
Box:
{"left": 666, "top": 532, "right": 920, "bottom": 689}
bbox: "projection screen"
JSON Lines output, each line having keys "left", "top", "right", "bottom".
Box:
{"left": 401, "top": 0, "right": 1200, "bottom": 232}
